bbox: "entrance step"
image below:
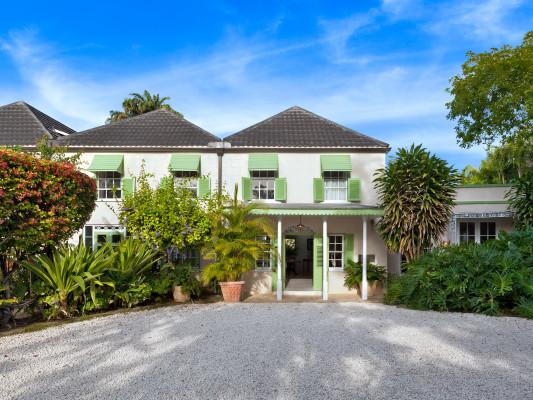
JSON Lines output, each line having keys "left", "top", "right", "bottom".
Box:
{"left": 284, "top": 290, "right": 322, "bottom": 296}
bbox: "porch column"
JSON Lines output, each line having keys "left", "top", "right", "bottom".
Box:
{"left": 362, "top": 216, "right": 368, "bottom": 300}
{"left": 322, "top": 217, "right": 328, "bottom": 301}
{"left": 276, "top": 217, "right": 283, "bottom": 301}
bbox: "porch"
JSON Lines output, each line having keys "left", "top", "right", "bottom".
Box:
{"left": 250, "top": 203, "right": 385, "bottom": 301}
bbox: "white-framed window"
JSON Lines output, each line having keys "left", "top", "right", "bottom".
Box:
{"left": 174, "top": 171, "right": 198, "bottom": 196}
{"left": 459, "top": 222, "right": 476, "bottom": 243}
{"left": 324, "top": 171, "right": 349, "bottom": 201}
{"left": 458, "top": 221, "right": 498, "bottom": 244}
{"left": 255, "top": 235, "right": 272, "bottom": 269}
{"left": 480, "top": 222, "right": 496, "bottom": 243}
{"left": 357, "top": 254, "right": 376, "bottom": 264}
{"left": 84, "top": 225, "right": 126, "bottom": 250}
{"left": 96, "top": 171, "right": 122, "bottom": 199}
{"left": 251, "top": 170, "right": 276, "bottom": 200}
{"left": 328, "top": 234, "right": 344, "bottom": 269}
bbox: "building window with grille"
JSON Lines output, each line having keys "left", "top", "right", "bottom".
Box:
{"left": 96, "top": 171, "right": 122, "bottom": 199}
{"left": 251, "top": 170, "right": 276, "bottom": 200}
{"left": 324, "top": 171, "right": 349, "bottom": 201}
{"left": 328, "top": 235, "right": 344, "bottom": 269}
{"left": 255, "top": 235, "right": 271, "bottom": 269}
{"left": 174, "top": 171, "right": 199, "bottom": 196}
{"left": 459, "top": 222, "right": 476, "bottom": 243}
{"left": 480, "top": 222, "right": 496, "bottom": 243}
{"left": 84, "top": 225, "right": 126, "bottom": 250}
{"left": 358, "top": 254, "right": 376, "bottom": 265}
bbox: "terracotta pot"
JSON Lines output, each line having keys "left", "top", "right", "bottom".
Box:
{"left": 172, "top": 285, "right": 190, "bottom": 303}
{"left": 219, "top": 281, "right": 245, "bottom": 302}
{"left": 367, "top": 281, "right": 383, "bottom": 297}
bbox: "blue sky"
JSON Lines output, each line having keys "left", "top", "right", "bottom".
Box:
{"left": 0, "top": 1, "right": 531, "bottom": 169}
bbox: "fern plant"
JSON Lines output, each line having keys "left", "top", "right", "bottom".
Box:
{"left": 344, "top": 260, "right": 386, "bottom": 290}
{"left": 201, "top": 186, "right": 273, "bottom": 284}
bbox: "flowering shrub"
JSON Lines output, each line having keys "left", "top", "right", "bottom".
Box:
{"left": 0, "top": 148, "right": 96, "bottom": 257}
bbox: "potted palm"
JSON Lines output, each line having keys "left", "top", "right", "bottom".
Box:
{"left": 172, "top": 264, "right": 201, "bottom": 303}
{"left": 201, "top": 186, "right": 273, "bottom": 302}
{"left": 344, "top": 259, "right": 387, "bottom": 298}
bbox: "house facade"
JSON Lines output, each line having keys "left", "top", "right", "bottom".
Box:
{"left": 0, "top": 101, "right": 516, "bottom": 300}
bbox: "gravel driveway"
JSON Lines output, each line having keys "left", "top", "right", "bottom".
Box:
{"left": 1, "top": 303, "right": 532, "bottom": 400}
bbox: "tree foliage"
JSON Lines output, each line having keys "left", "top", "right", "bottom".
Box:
{"left": 201, "top": 186, "right": 273, "bottom": 283}
{"left": 0, "top": 148, "right": 96, "bottom": 259}
{"left": 119, "top": 167, "right": 224, "bottom": 260}
{"left": 506, "top": 172, "right": 533, "bottom": 230}
{"left": 446, "top": 31, "right": 533, "bottom": 148}
{"left": 374, "top": 144, "right": 459, "bottom": 262}
{"left": 107, "top": 90, "right": 182, "bottom": 123}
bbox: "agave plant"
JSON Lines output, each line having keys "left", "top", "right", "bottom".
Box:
{"left": 22, "top": 245, "right": 113, "bottom": 317}
{"left": 201, "top": 186, "right": 273, "bottom": 284}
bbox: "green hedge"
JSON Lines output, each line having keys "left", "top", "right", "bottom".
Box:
{"left": 385, "top": 230, "right": 533, "bottom": 318}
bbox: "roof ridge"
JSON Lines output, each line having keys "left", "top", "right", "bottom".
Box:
{"left": 18, "top": 102, "right": 53, "bottom": 139}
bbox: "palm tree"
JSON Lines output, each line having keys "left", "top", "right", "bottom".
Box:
{"left": 374, "top": 144, "right": 459, "bottom": 262}
{"left": 107, "top": 90, "right": 182, "bottom": 123}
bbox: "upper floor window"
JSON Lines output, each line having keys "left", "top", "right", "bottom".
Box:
{"left": 174, "top": 170, "right": 198, "bottom": 197}
{"left": 324, "top": 171, "right": 349, "bottom": 201}
{"left": 251, "top": 170, "right": 276, "bottom": 200}
{"left": 459, "top": 221, "right": 497, "bottom": 244}
{"left": 96, "top": 171, "right": 122, "bottom": 199}
{"left": 328, "top": 235, "right": 344, "bottom": 269}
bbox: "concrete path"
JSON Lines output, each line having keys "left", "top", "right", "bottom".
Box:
{"left": 1, "top": 303, "right": 532, "bottom": 399}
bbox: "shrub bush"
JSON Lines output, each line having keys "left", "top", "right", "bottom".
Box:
{"left": 385, "top": 230, "right": 533, "bottom": 318}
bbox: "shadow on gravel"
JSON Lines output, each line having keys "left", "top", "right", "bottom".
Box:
{"left": 0, "top": 303, "right": 532, "bottom": 400}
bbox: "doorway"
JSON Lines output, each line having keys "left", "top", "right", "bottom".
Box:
{"left": 284, "top": 234, "right": 313, "bottom": 291}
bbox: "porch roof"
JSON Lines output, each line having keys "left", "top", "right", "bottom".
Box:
{"left": 250, "top": 203, "right": 383, "bottom": 216}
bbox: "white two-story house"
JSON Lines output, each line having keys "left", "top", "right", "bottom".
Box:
{"left": 0, "top": 101, "right": 517, "bottom": 300}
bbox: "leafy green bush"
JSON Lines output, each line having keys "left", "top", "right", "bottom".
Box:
{"left": 344, "top": 260, "right": 386, "bottom": 291}
{"left": 385, "top": 230, "right": 533, "bottom": 318}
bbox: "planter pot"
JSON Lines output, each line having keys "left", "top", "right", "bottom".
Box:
{"left": 219, "top": 281, "right": 245, "bottom": 303}
{"left": 357, "top": 281, "right": 384, "bottom": 298}
{"left": 172, "top": 285, "right": 190, "bottom": 303}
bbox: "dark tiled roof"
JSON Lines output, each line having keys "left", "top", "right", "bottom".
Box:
{"left": 225, "top": 106, "right": 389, "bottom": 149}
{"left": 0, "top": 101, "right": 76, "bottom": 146}
{"left": 57, "top": 109, "right": 219, "bottom": 148}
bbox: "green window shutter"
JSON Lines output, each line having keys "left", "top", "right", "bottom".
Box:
{"left": 248, "top": 153, "right": 278, "bottom": 171}
{"left": 320, "top": 155, "right": 352, "bottom": 172}
{"left": 313, "top": 236, "right": 323, "bottom": 291}
{"left": 169, "top": 154, "right": 201, "bottom": 172}
{"left": 348, "top": 179, "right": 361, "bottom": 202}
{"left": 241, "top": 177, "right": 252, "bottom": 201}
{"left": 198, "top": 177, "right": 210, "bottom": 198}
{"left": 88, "top": 154, "right": 124, "bottom": 174}
{"left": 343, "top": 234, "right": 354, "bottom": 269}
{"left": 274, "top": 177, "right": 287, "bottom": 201}
{"left": 122, "top": 177, "right": 135, "bottom": 197}
{"left": 313, "top": 178, "right": 324, "bottom": 202}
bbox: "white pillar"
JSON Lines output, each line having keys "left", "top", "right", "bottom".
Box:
{"left": 362, "top": 216, "right": 368, "bottom": 301}
{"left": 277, "top": 217, "right": 283, "bottom": 301}
{"left": 322, "top": 217, "right": 328, "bottom": 301}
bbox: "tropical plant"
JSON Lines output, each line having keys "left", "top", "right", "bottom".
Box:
{"left": 107, "top": 90, "right": 182, "bottom": 123}
{"left": 120, "top": 167, "right": 226, "bottom": 262}
{"left": 506, "top": 172, "right": 533, "bottom": 230}
{"left": 374, "top": 144, "right": 460, "bottom": 262}
{"left": 343, "top": 260, "right": 386, "bottom": 291}
{"left": 201, "top": 186, "right": 273, "bottom": 284}
{"left": 172, "top": 264, "right": 201, "bottom": 296}
{"left": 385, "top": 230, "right": 533, "bottom": 318}
{"left": 22, "top": 245, "right": 113, "bottom": 318}
{"left": 446, "top": 31, "right": 533, "bottom": 148}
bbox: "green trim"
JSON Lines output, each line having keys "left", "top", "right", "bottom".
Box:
{"left": 248, "top": 153, "right": 279, "bottom": 171}
{"left": 169, "top": 154, "right": 201, "bottom": 172}
{"left": 88, "top": 154, "right": 124, "bottom": 174}
{"left": 458, "top": 184, "right": 511, "bottom": 188}
{"left": 313, "top": 178, "right": 324, "bottom": 202}
{"left": 122, "top": 177, "right": 135, "bottom": 197}
{"left": 251, "top": 208, "right": 384, "bottom": 216}
{"left": 347, "top": 178, "right": 361, "bottom": 202}
{"left": 312, "top": 235, "right": 323, "bottom": 291}
{"left": 241, "top": 177, "right": 252, "bottom": 201}
{"left": 198, "top": 177, "right": 210, "bottom": 198}
{"left": 455, "top": 200, "right": 508, "bottom": 205}
{"left": 274, "top": 177, "right": 287, "bottom": 201}
{"left": 320, "top": 155, "right": 352, "bottom": 172}
{"left": 344, "top": 233, "right": 354, "bottom": 268}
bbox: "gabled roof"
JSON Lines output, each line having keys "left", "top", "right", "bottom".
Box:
{"left": 56, "top": 109, "right": 219, "bottom": 148}
{"left": 0, "top": 101, "right": 76, "bottom": 146}
{"left": 225, "top": 106, "right": 389, "bottom": 149}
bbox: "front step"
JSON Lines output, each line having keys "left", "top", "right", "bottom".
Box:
{"left": 283, "top": 290, "right": 322, "bottom": 296}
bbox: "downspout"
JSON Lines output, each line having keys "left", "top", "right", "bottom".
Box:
{"left": 208, "top": 141, "right": 231, "bottom": 195}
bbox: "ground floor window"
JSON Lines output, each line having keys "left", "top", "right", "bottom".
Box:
{"left": 328, "top": 235, "right": 343, "bottom": 269}
{"left": 172, "top": 247, "right": 201, "bottom": 268}
{"left": 459, "top": 221, "right": 497, "bottom": 244}
{"left": 174, "top": 170, "right": 198, "bottom": 197}
{"left": 357, "top": 254, "right": 376, "bottom": 264}
{"left": 84, "top": 225, "right": 126, "bottom": 250}
{"left": 255, "top": 235, "right": 271, "bottom": 269}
